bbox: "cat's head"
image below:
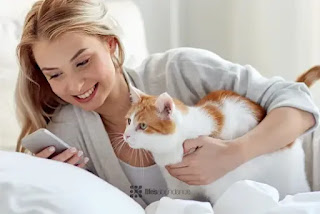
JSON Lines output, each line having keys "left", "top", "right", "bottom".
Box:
{"left": 123, "top": 85, "right": 187, "bottom": 154}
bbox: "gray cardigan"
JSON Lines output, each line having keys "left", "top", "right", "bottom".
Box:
{"left": 47, "top": 48, "right": 320, "bottom": 208}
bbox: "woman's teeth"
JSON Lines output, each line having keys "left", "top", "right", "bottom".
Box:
{"left": 77, "top": 85, "right": 95, "bottom": 99}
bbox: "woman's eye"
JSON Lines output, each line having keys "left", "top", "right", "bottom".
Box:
{"left": 76, "top": 59, "right": 89, "bottom": 67}
{"left": 49, "top": 73, "right": 61, "bottom": 80}
{"left": 127, "top": 118, "right": 131, "bottom": 125}
{"left": 139, "top": 123, "right": 148, "bottom": 130}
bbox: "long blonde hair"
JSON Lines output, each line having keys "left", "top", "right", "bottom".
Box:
{"left": 15, "top": 0, "right": 125, "bottom": 152}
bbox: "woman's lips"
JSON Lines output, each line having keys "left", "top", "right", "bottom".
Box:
{"left": 74, "top": 83, "right": 98, "bottom": 103}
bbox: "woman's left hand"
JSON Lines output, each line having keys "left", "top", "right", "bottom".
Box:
{"left": 165, "top": 136, "right": 244, "bottom": 185}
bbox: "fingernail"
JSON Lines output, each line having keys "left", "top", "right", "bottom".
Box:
{"left": 77, "top": 151, "right": 83, "bottom": 157}
{"left": 84, "top": 157, "right": 90, "bottom": 164}
{"left": 70, "top": 147, "right": 77, "bottom": 153}
{"left": 49, "top": 146, "right": 55, "bottom": 152}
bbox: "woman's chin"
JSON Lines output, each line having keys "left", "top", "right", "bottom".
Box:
{"left": 76, "top": 96, "right": 106, "bottom": 112}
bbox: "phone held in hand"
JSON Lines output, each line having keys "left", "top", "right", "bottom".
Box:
{"left": 21, "top": 128, "right": 70, "bottom": 156}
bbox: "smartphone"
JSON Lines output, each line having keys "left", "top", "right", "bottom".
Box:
{"left": 21, "top": 128, "right": 70, "bottom": 156}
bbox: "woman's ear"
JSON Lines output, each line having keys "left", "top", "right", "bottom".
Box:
{"left": 104, "top": 36, "right": 117, "bottom": 54}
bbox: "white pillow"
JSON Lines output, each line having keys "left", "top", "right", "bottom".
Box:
{"left": 106, "top": 0, "right": 149, "bottom": 68}
{"left": 0, "top": 18, "right": 21, "bottom": 150}
{"left": 0, "top": 151, "right": 145, "bottom": 214}
{"left": 0, "top": 17, "right": 21, "bottom": 69}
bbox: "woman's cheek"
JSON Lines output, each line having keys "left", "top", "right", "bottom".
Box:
{"left": 51, "top": 83, "right": 66, "bottom": 98}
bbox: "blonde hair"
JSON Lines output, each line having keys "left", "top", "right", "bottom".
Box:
{"left": 15, "top": 0, "right": 125, "bottom": 152}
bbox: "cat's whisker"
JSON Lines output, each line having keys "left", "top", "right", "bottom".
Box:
{"left": 108, "top": 132, "right": 124, "bottom": 135}
{"left": 111, "top": 137, "right": 123, "bottom": 145}
{"left": 117, "top": 140, "right": 127, "bottom": 156}
{"left": 110, "top": 136, "right": 125, "bottom": 141}
{"left": 129, "top": 147, "right": 135, "bottom": 166}
{"left": 108, "top": 134, "right": 124, "bottom": 138}
{"left": 111, "top": 138, "right": 126, "bottom": 153}
{"left": 108, "top": 133, "right": 125, "bottom": 139}
{"left": 113, "top": 140, "right": 125, "bottom": 153}
{"left": 134, "top": 148, "right": 138, "bottom": 166}
{"left": 142, "top": 149, "right": 150, "bottom": 163}
{"left": 139, "top": 149, "right": 145, "bottom": 179}
{"left": 144, "top": 150, "right": 153, "bottom": 162}
{"left": 111, "top": 138, "right": 123, "bottom": 141}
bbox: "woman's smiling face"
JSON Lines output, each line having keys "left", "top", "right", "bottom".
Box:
{"left": 32, "top": 32, "right": 117, "bottom": 111}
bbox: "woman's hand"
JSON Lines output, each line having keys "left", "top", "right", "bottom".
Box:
{"left": 35, "top": 146, "right": 90, "bottom": 168}
{"left": 166, "top": 136, "right": 243, "bottom": 185}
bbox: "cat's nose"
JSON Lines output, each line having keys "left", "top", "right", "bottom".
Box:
{"left": 126, "top": 135, "right": 130, "bottom": 139}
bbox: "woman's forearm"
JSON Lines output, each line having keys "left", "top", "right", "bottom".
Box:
{"left": 233, "top": 107, "right": 315, "bottom": 163}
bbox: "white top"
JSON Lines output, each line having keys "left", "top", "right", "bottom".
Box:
{"left": 118, "top": 159, "right": 168, "bottom": 205}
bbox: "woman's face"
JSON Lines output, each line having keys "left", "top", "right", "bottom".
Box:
{"left": 33, "top": 32, "right": 117, "bottom": 111}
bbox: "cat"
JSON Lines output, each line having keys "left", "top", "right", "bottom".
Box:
{"left": 123, "top": 65, "right": 320, "bottom": 204}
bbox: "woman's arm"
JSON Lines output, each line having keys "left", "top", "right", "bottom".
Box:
{"left": 236, "top": 106, "right": 315, "bottom": 162}
{"left": 166, "top": 107, "right": 315, "bottom": 185}
{"left": 140, "top": 48, "right": 319, "bottom": 184}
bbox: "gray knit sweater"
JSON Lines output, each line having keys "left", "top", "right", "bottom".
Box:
{"left": 47, "top": 48, "right": 320, "bottom": 208}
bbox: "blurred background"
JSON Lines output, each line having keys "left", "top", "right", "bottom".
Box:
{"left": 1, "top": 0, "right": 320, "bottom": 151}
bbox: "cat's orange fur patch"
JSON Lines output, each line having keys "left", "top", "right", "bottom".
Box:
{"left": 197, "top": 90, "right": 266, "bottom": 123}
{"left": 127, "top": 95, "right": 188, "bottom": 135}
{"left": 296, "top": 65, "right": 320, "bottom": 87}
{"left": 202, "top": 104, "right": 224, "bottom": 137}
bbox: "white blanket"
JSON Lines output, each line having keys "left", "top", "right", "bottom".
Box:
{"left": 145, "top": 180, "right": 320, "bottom": 214}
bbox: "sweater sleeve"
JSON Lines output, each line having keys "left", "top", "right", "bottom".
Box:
{"left": 138, "top": 48, "right": 319, "bottom": 136}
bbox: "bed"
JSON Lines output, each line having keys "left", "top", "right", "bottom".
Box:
{"left": 0, "top": 0, "right": 319, "bottom": 213}
{"left": 1, "top": 150, "right": 320, "bottom": 214}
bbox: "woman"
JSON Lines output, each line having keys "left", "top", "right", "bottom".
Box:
{"left": 15, "top": 0, "right": 319, "bottom": 208}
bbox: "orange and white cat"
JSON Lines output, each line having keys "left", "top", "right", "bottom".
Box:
{"left": 123, "top": 66, "right": 320, "bottom": 204}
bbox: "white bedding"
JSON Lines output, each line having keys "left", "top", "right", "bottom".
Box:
{"left": 1, "top": 150, "right": 319, "bottom": 214}
{"left": 146, "top": 180, "right": 320, "bottom": 214}
{"left": 0, "top": 151, "right": 144, "bottom": 214}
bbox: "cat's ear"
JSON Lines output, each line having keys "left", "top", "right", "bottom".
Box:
{"left": 129, "top": 84, "right": 146, "bottom": 104}
{"left": 155, "top": 92, "right": 175, "bottom": 120}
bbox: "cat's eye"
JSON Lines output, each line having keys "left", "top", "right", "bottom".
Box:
{"left": 139, "top": 123, "right": 148, "bottom": 130}
{"left": 127, "top": 118, "right": 131, "bottom": 125}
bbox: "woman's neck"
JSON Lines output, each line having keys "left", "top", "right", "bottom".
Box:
{"left": 95, "top": 70, "right": 155, "bottom": 167}
{"left": 96, "top": 70, "right": 131, "bottom": 130}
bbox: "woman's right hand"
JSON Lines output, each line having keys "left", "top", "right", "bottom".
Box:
{"left": 35, "top": 146, "right": 90, "bottom": 168}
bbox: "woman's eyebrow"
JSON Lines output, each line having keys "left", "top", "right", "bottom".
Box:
{"left": 70, "top": 48, "right": 87, "bottom": 62}
{"left": 41, "top": 48, "right": 88, "bottom": 71}
{"left": 42, "top": 67, "right": 58, "bottom": 71}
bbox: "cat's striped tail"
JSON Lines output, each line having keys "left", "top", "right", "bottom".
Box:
{"left": 296, "top": 65, "right": 320, "bottom": 87}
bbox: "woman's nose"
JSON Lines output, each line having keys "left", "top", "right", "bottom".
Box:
{"left": 67, "top": 76, "right": 85, "bottom": 95}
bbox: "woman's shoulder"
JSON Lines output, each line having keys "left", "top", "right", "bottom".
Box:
{"left": 49, "top": 104, "right": 78, "bottom": 123}
{"left": 127, "top": 48, "right": 235, "bottom": 104}
{"left": 133, "top": 47, "right": 234, "bottom": 81}
{"left": 49, "top": 104, "right": 99, "bottom": 124}
{"left": 141, "top": 47, "right": 231, "bottom": 68}
{"left": 47, "top": 104, "right": 102, "bottom": 143}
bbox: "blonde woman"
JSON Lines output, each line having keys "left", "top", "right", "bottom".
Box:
{"left": 15, "top": 0, "right": 319, "bottom": 208}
